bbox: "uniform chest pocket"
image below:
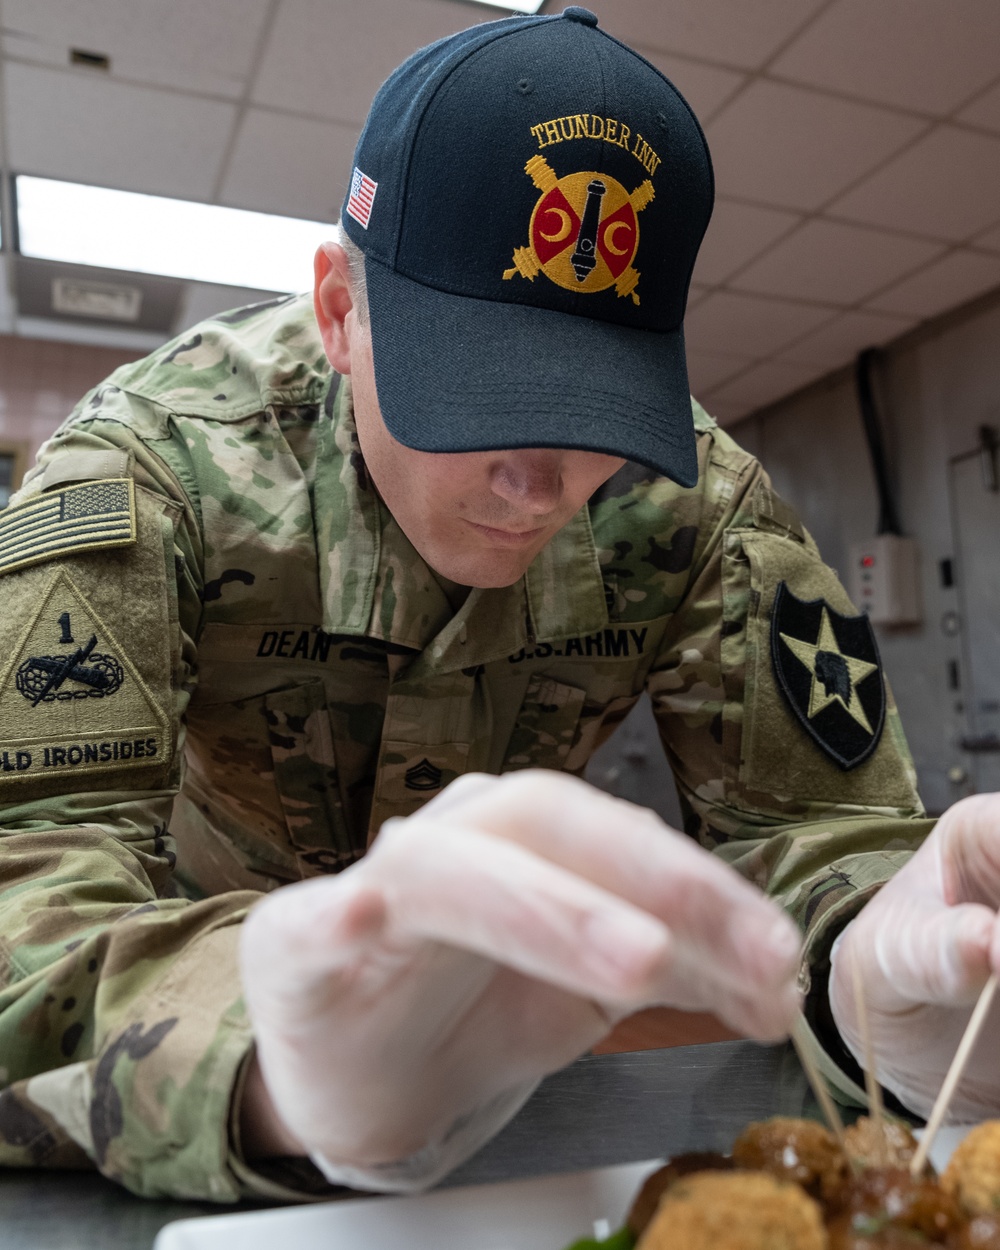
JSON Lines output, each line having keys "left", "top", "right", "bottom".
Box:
{"left": 501, "top": 674, "right": 587, "bottom": 773}
{"left": 265, "top": 680, "right": 362, "bottom": 874}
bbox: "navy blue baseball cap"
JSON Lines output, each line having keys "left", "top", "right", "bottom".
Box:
{"left": 340, "top": 6, "right": 714, "bottom": 488}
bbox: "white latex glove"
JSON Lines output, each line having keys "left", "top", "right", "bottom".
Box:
{"left": 830, "top": 792, "right": 1000, "bottom": 1120}
{"left": 239, "top": 770, "right": 801, "bottom": 1190}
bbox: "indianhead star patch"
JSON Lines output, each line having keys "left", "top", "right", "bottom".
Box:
{"left": 503, "top": 156, "right": 654, "bottom": 304}
{"left": 770, "top": 581, "right": 885, "bottom": 771}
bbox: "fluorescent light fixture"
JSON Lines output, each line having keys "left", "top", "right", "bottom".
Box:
{"left": 465, "top": 0, "right": 545, "bottom": 11}
{"left": 15, "top": 176, "right": 337, "bottom": 293}
{"left": 52, "top": 275, "right": 143, "bottom": 321}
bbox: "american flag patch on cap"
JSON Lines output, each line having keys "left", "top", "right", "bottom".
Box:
{"left": 346, "top": 166, "right": 378, "bottom": 229}
{"left": 0, "top": 479, "right": 137, "bottom": 577}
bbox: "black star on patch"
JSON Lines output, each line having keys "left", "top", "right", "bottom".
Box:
{"left": 770, "top": 581, "right": 885, "bottom": 770}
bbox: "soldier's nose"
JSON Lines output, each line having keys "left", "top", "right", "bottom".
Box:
{"left": 489, "top": 453, "right": 564, "bottom": 514}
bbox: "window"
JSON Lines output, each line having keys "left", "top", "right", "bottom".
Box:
{"left": 0, "top": 442, "right": 29, "bottom": 510}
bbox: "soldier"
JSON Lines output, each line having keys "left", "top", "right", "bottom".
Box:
{"left": 0, "top": 5, "right": 998, "bottom": 1204}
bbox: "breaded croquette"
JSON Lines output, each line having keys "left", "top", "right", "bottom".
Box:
{"left": 842, "top": 1117, "right": 920, "bottom": 1172}
{"left": 625, "top": 1153, "right": 732, "bottom": 1238}
{"left": 942, "top": 1121, "right": 1000, "bottom": 1217}
{"left": 636, "top": 1170, "right": 826, "bottom": 1250}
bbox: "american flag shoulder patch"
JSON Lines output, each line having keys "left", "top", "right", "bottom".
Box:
{"left": 346, "top": 166, "right": 378, "bottom": 229}
{"left": 0, "top": 479, "right": 137, "bottom": 577}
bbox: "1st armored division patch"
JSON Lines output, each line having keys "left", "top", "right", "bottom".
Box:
{"left": 0, "top": 478, "right": 136, "bottom": 577}
{"left": 0, "top": 567, "right": 167, "bottom": 781}
{"left": 770, "top": 581, "right": 885, "bottom": 771}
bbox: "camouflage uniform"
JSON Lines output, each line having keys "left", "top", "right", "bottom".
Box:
{"left": 0, "top": 294, "right": 932, "bottom": 1201}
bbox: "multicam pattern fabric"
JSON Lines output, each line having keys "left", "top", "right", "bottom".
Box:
{"left": 0, "top": 293, "right": 933, "bottom": 1202}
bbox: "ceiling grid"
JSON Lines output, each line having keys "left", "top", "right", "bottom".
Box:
{"left": 0, "top": 0, "right": 998, "bottom": 422}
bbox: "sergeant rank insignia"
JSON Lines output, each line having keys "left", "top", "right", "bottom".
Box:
{"left": 503, "top": 156, "right": 653, "bottom": 304}
{"left": 770, "top": 581, "right": 885, "bottom": 771}
{"left": 404, "top": 758, "right": 444, "bottom": 792}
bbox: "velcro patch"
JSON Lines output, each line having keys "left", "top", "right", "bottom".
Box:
{"left": 0, "top": 479, "right": 136, "bottom": 577}
{"left": 770, "top": 580, "right": 885, "bottom": 771}
{"left": 0, "top": 568, "right": 168, "bottom": 781}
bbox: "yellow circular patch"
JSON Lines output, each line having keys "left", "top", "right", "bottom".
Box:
{"left": 528, "top": 170, "right": 639, "bottom": 294}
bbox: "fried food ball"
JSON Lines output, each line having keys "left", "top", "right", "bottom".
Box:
{"left": 732, "top": 1116, "right": 848, "bottom": 1205}
{"left": 826, "top": 1211, "right": 949, "bottom": 1248}
{"left": 954, "top": 1213, "right": 1000, "bottom": 1249}
{"left": 827, "top": 1166, "right": 962, "bottom": 1242}
{"left": 636, "top": 1170, "right": 826, "bottom": 1250}
{"left": 625, "top": 1153, "right": 733, "bottom": 1238}
{"left": 942, "top": 1121, "right": 1000, "bottom": 1217}
{"left": 842, "top": 1117, "right": 920, "bottom": 1172}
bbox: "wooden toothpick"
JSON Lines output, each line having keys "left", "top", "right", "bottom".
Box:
{"left": 851, "top": 948, "right": 887, "bottom": 1167}
{"left": 910, "top": 972, "right": 999, "bottom": 1177}
{"left": 791, "top": 1014, "right": 858, "bottom": 1172}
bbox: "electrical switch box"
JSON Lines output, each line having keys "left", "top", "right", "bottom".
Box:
{"left": 848, "top": 534, "right": 922, "bottom": 626}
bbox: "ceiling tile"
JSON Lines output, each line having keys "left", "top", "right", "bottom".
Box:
{"left": 706, "top": 81, "right": 924, "bottom": 211}
{"left": 5, "top": 62, "right": 236, "bottom": 200}
{"left": 830, "top": 125, "right": 1000, "bottom": 241}
{"left": 252, "top": 0, "right": 486, "bottom": 124}
{"left": 635, "top": 50, "right": 745, "bottom": 121}
{"left": 686, "top": 349, "right": 754, "bottom": 394}
{"left": 974, "top": 222, "right": 1000, "bottom": 253}
{"left": 730, "top": 219, "right": 942, "bottom": 304}
{"left": 692, "top": 198, "right": 801, "bottom": 286}
{"left": 866, "top": 249, "right": 1000, "bottom": 317}
{"left": 219, "top": 109, "right": 357, "bottom": 222}
{"left": 777, "top": 309, "right": 916, "bottom": 367}
{"left": 771, "top": 0, "right": 1000, "bottom": 115}
{"left": 1, "top": 0, "right": 272, "bottom": 98}
{"left": 586, "top": 0, "right": 828, "bottom": 71}
{"left": 684, "top": 290, "right": 832, "bottom": 358}
{"left": 703, "top": 358, "right": 820, "bottom": 410}
{"left": 957, "top": 80, "right": 1000, "bottom": 134}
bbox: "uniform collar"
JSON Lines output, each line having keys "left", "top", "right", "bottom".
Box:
{"left": 313, "top": 378, "right": 608, "bottom": 670}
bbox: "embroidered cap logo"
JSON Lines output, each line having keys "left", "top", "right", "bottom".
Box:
{"left": 504, "top": 156, "right": 654, "bottom": 304}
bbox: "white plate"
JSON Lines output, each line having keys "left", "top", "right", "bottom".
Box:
{"left": 153, "top": 1125, "right": 977, "bottom": 1250}
{"left": 153, "top": 1159, "right": 661, "bottom": 1250}
{"left": 917, "top": 1122, "right": 973, "bottom": 1175}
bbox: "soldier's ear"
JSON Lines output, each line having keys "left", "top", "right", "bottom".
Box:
{"left": 313, "top": 242, "right": 355, "bottom": 375}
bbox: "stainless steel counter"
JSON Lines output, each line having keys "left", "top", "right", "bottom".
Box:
{"left": 0, "top": 1039, "right": 821, "bottom": 1249}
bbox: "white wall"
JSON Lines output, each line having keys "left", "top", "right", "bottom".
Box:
{"left": 728, "top": 288, "right": 1000, "bottom": 814}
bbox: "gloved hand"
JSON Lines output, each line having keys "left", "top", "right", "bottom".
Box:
{"left": 830, "top": 792, "right": 1000, "bottom": 1120}
{"left": 239, "top": 770, "right": 801, "bottom": 1190}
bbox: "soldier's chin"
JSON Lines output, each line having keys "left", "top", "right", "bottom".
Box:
{"left": 429, "top": 549, "right": 536, "bottom": 590}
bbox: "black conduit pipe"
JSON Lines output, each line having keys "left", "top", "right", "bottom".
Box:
{"left": 854, "top": 348, "right": 901, "bottom": 537}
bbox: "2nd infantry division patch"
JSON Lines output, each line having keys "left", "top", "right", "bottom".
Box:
{"left": 0, "top": 478, "right": 136, "bottom": 576}
{"left": 0, "top": 568, "right": 167, "bottom": 781}
{"left": 770, "top": 581, "right": 885, "bottom": 771}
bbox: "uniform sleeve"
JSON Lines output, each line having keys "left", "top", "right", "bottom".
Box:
{"left": 645, "top": 429, "right": 934, "bottom": 1106}
{"left": 0, "top": 403, "right": 307, "bottom": 1201}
